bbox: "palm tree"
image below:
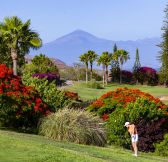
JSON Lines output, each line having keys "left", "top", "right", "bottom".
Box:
{"left": 97, "top": 52, "right": 111, "bottom": 86}
{"left": 0, "top": 33, "right": 12, "bottom": 66}
{"left": 79, "top": 53, "right": 89, "bottom": 83}
{"left": 0, "top": 16, "right": 42, "bottom": 75}
{"left": 87, "top": 50, "right": 98, "bottom": 80}
{"left": 73, "top": 62, "right": 82, "bottom": 82}
{"left": 113, "top": 49, "right": 129, "bottom": 84}
{"left": 97, "top": 55, "right": 105, "bottom": 87}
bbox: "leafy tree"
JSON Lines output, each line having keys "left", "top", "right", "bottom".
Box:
{"left": 110, "top": 44, "right": 120, "bottom": 82}
{"left": 113, "top": 49, "right": 129, "bottom": 84}
{"left": 158, "top": 4, "right": 168, "bottom": 86}
{"left": 59, "top": 67, "right": 77, "bottom": 81}
{"left": 73, "top": 62, "right": 83, "bottom": 82}
{"left": 60, "top": 63, "right": 84, "bottom": 81}
{"left": 22, "top": 54, "right": 59, "bottom": 84}
{"left": 133, "top": 48, "right": 141, "bottom": 71}
{"left": 97, "top": 52, "right": 111, "bottom": 86}
{"left": 0, "top": 16, "right": 42, "bottom": 75}
{"left": 60, "top": 67, "right": 102, "bottom": 81}
{"left": 31, "top": 54, "right": 58, "bottom": 73}
{"left": 113, "top": 43, "right": 117, "bottom": 53}
{"left": 87, "top": 50, "right": 98, "bottom": 80}
{"left": 79, "top": 53, "right": 90, "bottom": 83}
{"left": 133, "top": 48, "right": 141, "bottom": 84}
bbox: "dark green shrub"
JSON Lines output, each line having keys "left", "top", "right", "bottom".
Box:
{"left": 155, "top": 133, "right": 168, "bottom": 156}
{"left": 39, "top": 108, "right": 106, "bottom": 146}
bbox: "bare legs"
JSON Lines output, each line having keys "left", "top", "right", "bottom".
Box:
{"left": 132, "top": 142, "right": 138, "bottom": 156}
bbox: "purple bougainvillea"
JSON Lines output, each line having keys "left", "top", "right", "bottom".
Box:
{"left": 138, "top": 67, "right": 156, "bottom": 74}
{"left": 33, "top": 73, "right": 60, "bottom": 84}
{"left": 137, "top": 66, "right": 158, "bottom": 85}
{"left": 121, "top": 70, "right": 133, "bottom": 83}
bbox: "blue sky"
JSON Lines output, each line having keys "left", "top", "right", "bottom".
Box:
{"left": 0, "top": 0, "right": 167, "bottom": 43}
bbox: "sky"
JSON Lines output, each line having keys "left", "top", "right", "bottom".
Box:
{"left": 0, "top": 0, "right": 167, "bottom": 43}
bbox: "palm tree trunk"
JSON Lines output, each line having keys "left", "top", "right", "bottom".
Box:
{"left": 105, "top": 65, "right": 108, "bottom": 85}
{"left": 102, "top": 64, "right": 105, "bottom": 87}
{"left": 90, "top": 64, "right": 93, "bottom": 81}
{"left": 86, "top": 65, "right": 88, "bottom": 83}
{"left": 120, "top": 64, "right": 122, "bottom": 84}
{"left": 11, "top": 48, "right": 17, "bottom": 76}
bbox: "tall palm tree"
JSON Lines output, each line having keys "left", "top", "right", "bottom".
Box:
{"left": 79, "top": 53, "right": 89, "bottom": 83}
{"left": 97, "top": 52, "right": 111, "bottom": 86}
{"left": 0, "top": 16, "right": 42, "bottom": 75}
{"left": 87, "top": 50, "right": 98, "bottom": 80}
{"left": 97, "top": 55, "right": 105, "bottom": 87}
{"left": 113, "top": 49, "right": 129, "bottom": 84}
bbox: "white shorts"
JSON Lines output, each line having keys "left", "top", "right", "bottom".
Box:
{"left": 131, "top": 134, "right": 138, "bottom": 143}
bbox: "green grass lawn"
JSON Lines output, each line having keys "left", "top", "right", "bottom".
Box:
{"left": 0, "top": 130, "right": 168, "bottom": 162}
{"left": 63, "top": 83, "right": 168, "bottom": 104}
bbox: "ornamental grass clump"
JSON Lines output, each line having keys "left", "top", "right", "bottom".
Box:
{"left": 39, "top": 108, "right": 106, "bottom": 146}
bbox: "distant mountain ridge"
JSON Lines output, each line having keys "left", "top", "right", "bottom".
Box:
{"left": 30, "top": 29, "right": 162, "bottom": 69}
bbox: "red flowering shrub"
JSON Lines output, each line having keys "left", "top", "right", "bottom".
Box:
{"left": 87, "top": 87, "right": 166, "bottom": 120}
{"left": 88, "top": 87, "right": 168, "bottom": 152}
{"left": 0, "top": 64, "right": 50, "bottom": 129}
{"left": 64, "top": 91, "right": 79, "bottom": 101}
{"left": 137, "top": 66, "right": 158, "bottom": 85}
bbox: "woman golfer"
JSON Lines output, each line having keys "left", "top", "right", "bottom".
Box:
{"left": 124, "top": 122, "right": 138, "bottom": 157}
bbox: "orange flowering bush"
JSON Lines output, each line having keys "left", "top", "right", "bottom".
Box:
{"left": 87, "top": 87, "right": 166, "bottom": 120}
{"left": 0, "top": 64, "right": 50, "bottom": 129}
{"left": 64, "top": 91, "right": 79, "bottom": 101}
{"left": 87, "top": 87, "right": 168, "bottom": 152}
